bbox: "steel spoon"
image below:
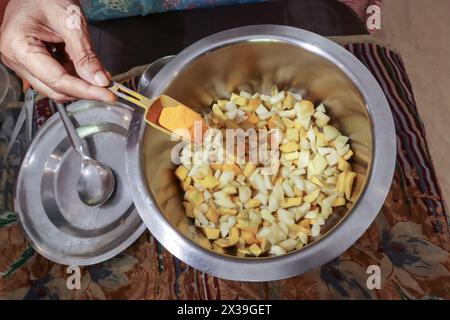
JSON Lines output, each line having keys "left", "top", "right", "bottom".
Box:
{"left": 55, "top": 102, "right": 115, "bottom": 207}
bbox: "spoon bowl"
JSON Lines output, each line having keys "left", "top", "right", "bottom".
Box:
{"left": 77, "top": 156, "right": 116, "bottom": 207}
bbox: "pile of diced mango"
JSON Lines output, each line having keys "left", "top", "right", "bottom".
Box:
{"left": 175, "top": 87, "right": 364, "bottom": 257}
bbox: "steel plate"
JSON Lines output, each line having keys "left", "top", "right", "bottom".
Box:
{"left": 15, "top": 100, "right": 146, "bottom": 266}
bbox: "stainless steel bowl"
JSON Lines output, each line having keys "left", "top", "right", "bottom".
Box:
{"left": 126, "top": 25, "right": 395, "bottom": 281}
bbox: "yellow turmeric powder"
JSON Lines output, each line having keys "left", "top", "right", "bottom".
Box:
{"left": 158, "top": 104, "right": 206, "bottom": 141}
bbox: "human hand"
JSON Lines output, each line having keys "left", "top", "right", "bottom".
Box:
{"left": 0, "top": 0, "right": 116, "bottom": 102}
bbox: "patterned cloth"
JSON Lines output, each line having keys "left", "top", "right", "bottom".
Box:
{"left": 0, "top": 43, "right": 448, "bottom": 299}
{"left": 80, "top": 0, "right": 269, "bottom": 21}
{"left": 80, "top": 0, "right": 380, "bottom": 23}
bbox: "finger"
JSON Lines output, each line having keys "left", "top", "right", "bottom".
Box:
{"left": 21, "top": 72, "right": 75, "bottom": 102}
{"left": 14, "top": 37, "right": 116, "bottom": 102}
{"left": 3, "top": 54, "right": 78, "bottom": 102}
{"left": 55, "top": 11, "right": 110, "bottom": 87}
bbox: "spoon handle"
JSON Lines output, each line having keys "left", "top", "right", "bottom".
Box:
{"left": 107, "top": 82, "right": 205, "bottom": 142}
{"left": 54, "top": 102, "right": 87, "bottom": 157}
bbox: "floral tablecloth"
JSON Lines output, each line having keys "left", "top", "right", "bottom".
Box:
{"left": 0, "top": 42, "right": 448, "bottom": 300}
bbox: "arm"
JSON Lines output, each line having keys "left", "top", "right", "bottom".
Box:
{"left": 0, "top": 0, "right": 116, "bottom": 102}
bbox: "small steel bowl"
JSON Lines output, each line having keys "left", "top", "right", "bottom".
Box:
{"left": 126, "top": 25, "right": 395, "bottom": 281}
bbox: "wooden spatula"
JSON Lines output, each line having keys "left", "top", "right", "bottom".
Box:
{"left": 108, "top": 82, "right": 206, "bottom": 142}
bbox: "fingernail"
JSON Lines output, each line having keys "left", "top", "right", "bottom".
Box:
{"left": 94, "top": 71, "right": 109, "bottom": 87}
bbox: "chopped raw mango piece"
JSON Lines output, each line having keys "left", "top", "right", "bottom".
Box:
{"left": 199, "top": 175, "right": 219, "bottom": 189}
{"left": 280, "top": 141, "right": 299, "bottom": 153}
{"left": 183, "top": 201, "right": 194, "bottom": 218}
{"left": 243, "top": 163, "right": 256, "bottom": 177}
{"left": 175, "top": 166, "right": 189, "bottom": 181}
{"left": 185, "top": 189, "right": 204, "bottom": 206}
{"left": 203, "top": 227, "right": 221, "bottom": 240}
{"left": 344, "top": 171, "right": 357, "bottom": 200}
{"left": 281, "top": 197, "right": 303, "bottom": 208}
{"left": 333, "top": 197, "right": 346, "bottom": 207}
{"left": 304, "top": 189, "right": 321, "bottom": 203}
{"left": 230, "top": 93, "right": 248, "bottom": 106}
{"left": 248, "top": 244, "right": 263, "bottom": 256}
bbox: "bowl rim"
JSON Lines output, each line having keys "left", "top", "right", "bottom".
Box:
{"left": 126, "top": 25, "right": 396, "bottom": 281}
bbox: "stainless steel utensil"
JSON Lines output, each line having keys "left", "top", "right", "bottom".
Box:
{"left": 54, "top": 102, "right": 115, "bottom": 207}
{"left": 3, "top": 88, "right": 36, "bottom": 159}
{"left": 126, "top": 25, "right": 396, "bottom": 281}
{"left": 15, "top": 100, "right": 146, "bottom": 266}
